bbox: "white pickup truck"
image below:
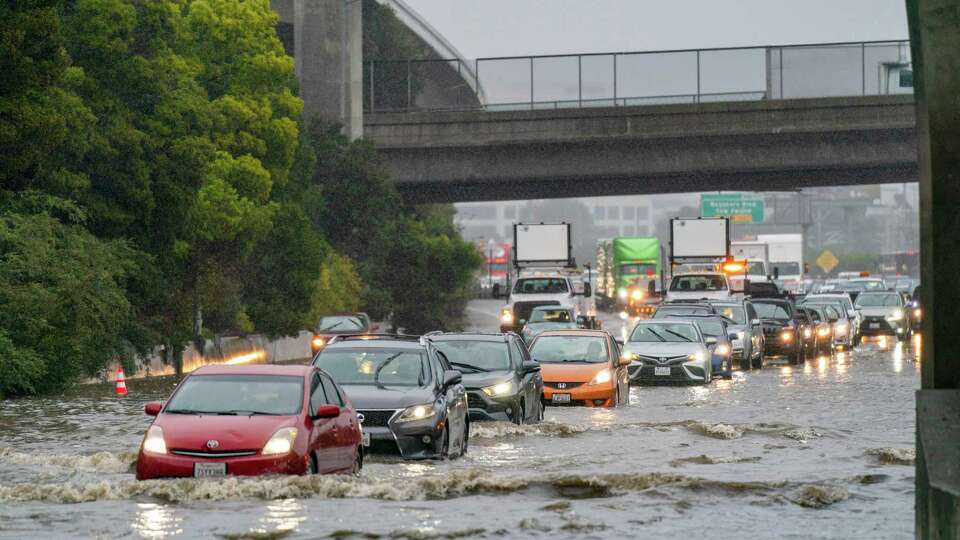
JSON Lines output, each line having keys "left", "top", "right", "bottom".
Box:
{"left": 664, "top": 272, "right": 735, "bottom": 303}
{"left": 499, "top": 272, "right": 592, "bottom": 333}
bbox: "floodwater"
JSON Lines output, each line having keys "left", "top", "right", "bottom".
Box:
{"left": 0, "top": 299, "right": 919, "bottom": 539}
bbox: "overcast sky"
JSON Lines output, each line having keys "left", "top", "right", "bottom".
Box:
{"left": 403, "top": 0, "right": 908, "bottom": 59}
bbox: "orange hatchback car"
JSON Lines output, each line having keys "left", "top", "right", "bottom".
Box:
{"left": 527, "top": 329, "right": 631, "bottom": 408}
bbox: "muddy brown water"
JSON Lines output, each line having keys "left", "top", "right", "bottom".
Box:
{"left": 0, "top": 301, "right": 919, "bottom": 539}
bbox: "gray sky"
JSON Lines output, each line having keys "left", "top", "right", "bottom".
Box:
{"left": 404, "top": 0, "right": 908, "bottom": 59}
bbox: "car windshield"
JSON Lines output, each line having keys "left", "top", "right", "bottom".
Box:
{"left": 431, "top": 341, "right": 511, "bottom": 372}
{"left": 714, "top": 306, "right": 746, "bottom": 324}
{"left": 317, "top": 315, "right": 365, "bottom": 331}
{"left": 513, "top": 278, "right": 568, "bottom": 294}
{"left": 852, "top": 280, "right": 886, "bottom": 291}
{"left": 855, "top": 293, "right": 902, "bottom": 308}
{"left": 746, "top": 262, "right": 766, "bottom": 276}
{"left": 165, "top": 375, "right": 303, "bottom": 415}
{"left": 771, "top": 262, "right": 801, "bottom": 275}
{"left": 621, "top": 263, "right": 657, "bottom": 276}
{"left": 315, "top": 349, "right": 430, "bottom": 387}
{"left": 529, "top": 309, "right": 573, "bottom": 323}
{"left": 754, "top": 303, "right": 791, "bottom": 320}
{"left": 529, "top": 336, "right": 608, "bottom": 363}
{"left": 669, "top": 275, "right": 726, "bottom": 291}
{"left": 653, "top": 306, "right": 712, "bottom": 318}
{"left": 695, "top": 320, "right": 725, "bottom": 337}
{"left": 630, "top": 323, "right": 699, "bottom": 343}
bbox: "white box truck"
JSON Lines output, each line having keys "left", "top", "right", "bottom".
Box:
{"left": 757, "top": 233, "right": 804, "bottom": 294}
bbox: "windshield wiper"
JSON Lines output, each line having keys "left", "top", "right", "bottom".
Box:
{"left": 320, "top": 321, "right": 344, "bottom": 331}
{"left": 373, "top": 353, "right": 404, "bottom": 389}
{"left": 662, "top": 329, "right": 694, "bottom": 342}
{"left": 448, "top": 361, "right": 489, "bottom": 373}
{"left": 165, "top": 409, "right": 215, "bottom": 415}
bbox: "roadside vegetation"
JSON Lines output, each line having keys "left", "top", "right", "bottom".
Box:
{"left": 0, "top": 0, "right": 479, "bottom": 397}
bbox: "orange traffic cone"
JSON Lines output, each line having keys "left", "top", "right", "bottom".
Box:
{"left": 115, "top": 367, "right": 128, "bottom": 396}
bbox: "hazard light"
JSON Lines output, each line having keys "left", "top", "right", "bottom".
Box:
{"left": 722, "top": 260, "right": 747, "bottom": 274}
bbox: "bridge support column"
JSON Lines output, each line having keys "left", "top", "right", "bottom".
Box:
{"left": 294, "top": 0, "right": 363, "bottom": 139}
{"left": 908, "top": 0, "right": 960, "bottom": 537}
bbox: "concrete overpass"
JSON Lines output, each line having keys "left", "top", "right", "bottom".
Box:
{"left": 364, "top": 95, "right": 917, "bottom": 203}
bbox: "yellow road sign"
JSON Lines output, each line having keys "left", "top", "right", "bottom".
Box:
{"left": 816, "top": 250, "right": 840, "bottom": 273}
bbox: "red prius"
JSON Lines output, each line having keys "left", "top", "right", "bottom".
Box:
{"left": 136, "top": 365, "right": 363, "bottom": 480}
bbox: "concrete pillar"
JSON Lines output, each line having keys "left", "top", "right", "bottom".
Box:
{"left": 294, "top": 0, "right": 363, "bottom": 140}
{"left": 907, "top": 0, "right": 960, "bottom": 537}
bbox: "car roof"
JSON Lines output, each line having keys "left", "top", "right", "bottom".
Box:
{"left": 534, "top": 329, "right": 610, "bottom": 337}
{"left": 190, "top": 364, "right": 312, "bottom": 377}
{"left": 427, "top": 333, "right": 509, "bottom": 342}
{"left": 658, "top": 303, "right": 714, "bottom": 309}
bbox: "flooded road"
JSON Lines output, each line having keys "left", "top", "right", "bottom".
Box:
{"left": 0, "top": 299, "right": 918, "bottom": 539}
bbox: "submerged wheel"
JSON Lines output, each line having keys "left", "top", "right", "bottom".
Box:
{"left": 515, "top": 401, "right": 525, "bottom": 425}
{"left": 461, "top": 420, "right": 469, "bottom": 456}
{"left": 351, "top": 446, "right": 363, "bottom": 475}
{"left": 308, "top": 453, "right": 318, "bottom": 475}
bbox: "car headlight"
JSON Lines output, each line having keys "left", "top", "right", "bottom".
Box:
{"left": 142, "top": 425, "right": 167, "bottom": 455}
{"left": 886, "top": 310, "right": 904, "bottom": 321}
{"left": 262, "top": 427, "right": 298, "bottom": 456}
{"left": 482, "top": 380, "right": 516, "bottom": 397}
{"left": 687, "top": 351, "right": 705, "bottom": 363}
{"left": 780, "top": 329, "right": 793, "bottom": 342}
{"left": 715, "top": 343, "right": 731, "bottom": 356}
{"left": 913, "top": 308, "right": 921, "bottom": 319}
{"left": 818, "top": 327, "right": 831, "bottom": 337}
{"left": 589, "top": 369, "right": 612, "bottom": 385}
{"left": 619, "top": 311, "right": 628, "bottom": 320}
{"left": 500, "top": 309, "right": 513, "bottom": 324}
{"left": 630, "top": 289, "right": 643, "bottom": 301}
{"left": 396, "top": 404, "right": 436, "bottom": 423}
{"left": 803, "top": 328, "right": 812, "bottom": 339}
{"left": 618, "top": 288, "right": 628, "bottom": 300}
{"left": 312, "top": 336, "right": 325, "bottom": 349}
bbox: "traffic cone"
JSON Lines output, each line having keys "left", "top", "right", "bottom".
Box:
{"left": 115, "top": 367, "right": 128, "bottom": 396}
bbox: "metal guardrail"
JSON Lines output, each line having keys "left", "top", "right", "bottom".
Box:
{"left": 364, "top": 40, "right": 912, "bottom": 113}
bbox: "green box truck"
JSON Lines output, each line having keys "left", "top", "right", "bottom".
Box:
{"left": 596, "top": 237, "right": 664, "bottom": 315}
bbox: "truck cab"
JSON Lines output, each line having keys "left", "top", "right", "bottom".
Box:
{"left": 665, "top": 272, "right": 734, "bottom": 303}
{"left": 500, "top": 272, "right": 591, "bottom": 333}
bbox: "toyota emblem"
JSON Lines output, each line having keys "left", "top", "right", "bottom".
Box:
{"left": 206, "top": 440, "right": 220, "bottom": 449}
{"left": 660, "top": 357, "right": 667, "bottom": 363}
{"left": 557, "top": 382, "right": 567, "bottom": 389}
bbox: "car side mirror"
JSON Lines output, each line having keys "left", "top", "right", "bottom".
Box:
{"left": 583, "top": 283, "right": 592, "bottom": 298}
{"left": 517, "top": 319, "right": 527, "bottom": 326}
{"left": 848, "top": 309, "right": 857, "bottom": 318}
{"left": 521, "top": 360, "right": 540, "bottom": 373}
{"left": 145, "top": 402, "right": 162, "bottom": 416}
{"left": 615, "top": 337, "right": 625, "bottom": 346}
{"left": 443, "top": 370, "right": 462, "bottom": 387}
{"left": 576, "top": 315, "right": 588, "bottom": 327}
{"left": 313, "top": 404, "right": 340, "bottom": 419}
{"left": 705, "top": 337, "right": 718, "bottom": 345}
{"left": 751, "top": 318, "right": 761, "bottom": 326}
{"left": 728, "top": 333, "right": 738, "bottom": 341}
{"left": 618, "top": 356, "right": 632, "bottom": 366}
{"left": 773, "top": 268, "right": 780, "bottom": 280}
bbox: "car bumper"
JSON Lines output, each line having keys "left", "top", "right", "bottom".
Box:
{"left": 365, "top": 420, "right": 446, "bottom": 459}
{"left": 763, "top": 339, "right": 798, "bottom": 357}
{"left": 860, "top": 319, "right": 906, "bottom": 337}
{"left": 543, "top": 384, "right": 616, "bottom": 407}
{"left": 628, "top": 363, "right": 707, "bottom": 384}
{"left": 466, "top": 390, "right": 518, "bottom": 422}
{"left": 136, "top": 450, "right": 306, "bottom": 480}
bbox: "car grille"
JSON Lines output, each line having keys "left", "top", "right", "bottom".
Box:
{"left": 544, "top": 381, "right": 584, "bottom": 390}
{"left": 636, "top": 354, "right": 689, "bottom": 366}
{"left": 357, "top": 409, "right": 397, "bottom": 427}
{"left": 467, "top": 392, "right": 487, "bottom": 409}
{"left": 513, "top": 301, "right": 561, "bottom": 322}
{"left": 170, "top": 450, "right": 258, "bottom": 458}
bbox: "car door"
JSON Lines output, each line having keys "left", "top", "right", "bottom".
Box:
{"left": 433, "top": 350, "right": 466, "bottom": 444}
{"left": 510, "top": 338, "right": 537, "bottom": 422}
{"left": 320, "top": 374, "right": 354, "bottom": 470}
{"left": 609, "top": 336, "right": 628, "bottom": 405}
{"left": 745, "top": 302, "right": 763, "bottom": 353}
{"left": 308, "top": 372, "right": 339, "bottom": 473}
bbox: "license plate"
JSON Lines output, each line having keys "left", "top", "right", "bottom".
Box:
{"left": 655, "top": 366, "right": 671, "bottom": 376}
{"left": 194, "top": 462, "right": 226, "bottom": 478}
{"left": 362, "top": 431, "right": 371, "bottom": 447}
{"left": 552, "top": 393, "right": 571, "bottom": 404}
{"left": 869, "top": 323, "right": 880, "bottom": 329}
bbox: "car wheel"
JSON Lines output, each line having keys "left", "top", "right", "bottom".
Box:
{"left": 538, "top": 398, "right": 545, "bottom": 422}
{"left": 515, "top": 401, "right": 525, "bottom": 425}
{"left": 461, "top": 420, "right": 469, "bottom": 455}
{"left": 308, "top": 453, "right": 318, "bottom": 475}
{"left": 351, "top": 446, "right": 362, "bottom": 475}
{"left": 438, "top": 428, "right": 450, "bottom": 460}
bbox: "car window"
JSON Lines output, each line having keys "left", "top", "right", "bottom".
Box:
{"left": 310, "top": 373, "right": 327, "bottom": 413}
{"left": 432, "top": 340, "right": 511, "bottom": 371}
{"left": 166, "top": 375, "right": 304, "bottom": 415}
{"left": 513, "top": 278, "right": 569, "bottom": 294}
{"left": 696, "top": 320, "right": 725, "bottom": 337}
{"left": 511, "top": 340, "right": 528, "bottom": 367}
{"left": 669, "top": 275, "right": 727, "bottom": 291}
{"left": 855, "top": 293, "right": 903, "bottom": 308}
{"left": 315, "top": 349, "right": 431, "bottom": 387}
{"left": 745, "top": 303, "right": 757, "bottom": 321}
{"left": 320, "top": 375, "right": 343, "bottom": 406}
{"left": 529, "top": 309, "right": 573, "bottom": 323}
{"left": 317, "top": 315, "right": 366, "bottom": 331}
{"left": 753, "top": 303, "right": 791, "bottom": 320}
{"left": 715, "top": 306, "right": 746, "bottom": 324}
{"left": 630, "top": 323, "right": 699, "bottom": 343}
{"left": 529, "top": 336, "right": 608, "bottom": 363}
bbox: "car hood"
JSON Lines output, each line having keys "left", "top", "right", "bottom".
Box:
{"left": 338, "top": 384, "right": 436, "bottom": 410}
{"left": 859, "top": 307, "right": 900, "bottom": 317}
{"left": 624, "top": 341, "right": 701, "bottom": 357}
{"left": 156, "top": 414, "right": 297, "bottom": 452}
{"left": 524, "top": 322, "right": 577, "bottom": 334}
{"left": 459, "top": 370, "right": 515, "bottom": 390}
{"left": 538, "top": 362, "right": 608, "bottom": 382}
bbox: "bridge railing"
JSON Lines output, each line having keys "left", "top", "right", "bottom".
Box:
{"left": 364, "top": 40, "right": 912, "bottom": 113}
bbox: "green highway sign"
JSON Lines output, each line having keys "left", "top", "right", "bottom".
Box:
{"left": 701, "top": 193, "right": 765, "bottom": 223}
